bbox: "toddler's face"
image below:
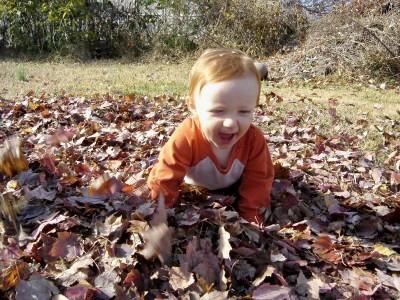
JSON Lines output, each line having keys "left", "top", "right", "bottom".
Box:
{"left": 194, "top": 74, "right": 258, "bottom": 150}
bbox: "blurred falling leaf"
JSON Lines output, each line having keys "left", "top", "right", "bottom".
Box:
{"left": 1, "top": 190, "right": 27, "bottom": 226}
{"left": 0, "top": 137, "right": 28, "bottom": 177}
{"left": 264, "top": 92, "right": 283, "bottom": 103}
{"left": 141, "top": 194, "right": 172, "bottom": 263}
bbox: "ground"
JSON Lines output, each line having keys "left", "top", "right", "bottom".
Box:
{"left": 0, "top": 60, "right": 400, "bottom": 299}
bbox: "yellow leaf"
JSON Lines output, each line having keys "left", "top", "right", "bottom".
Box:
{"left": 0, "top": 262, "right": 28, "bottom": 291}
{"left": 374, "top": 244, "right": 398, "bottom": 257}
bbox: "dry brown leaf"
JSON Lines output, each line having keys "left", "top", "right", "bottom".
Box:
{"left": 87, "top": 173, "right": 123, "bottom": 196}
{"left": 253, "top": 265, "right": 275, "bottom": 287}
{"left": 56, "top": 256, "right": 94, "bottom": 287}
{"left": 0, "top": 262, "right": 28, "bottom": 292}
{"left": 169, "top": 266, "right": 195, "bottom": 290}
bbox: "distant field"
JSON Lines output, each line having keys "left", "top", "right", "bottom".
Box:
{"left": 0, "top": 60, "right": 192, "bottom": 99}
{"left": 1, "top": 59, "right": 399, "bottom": 120}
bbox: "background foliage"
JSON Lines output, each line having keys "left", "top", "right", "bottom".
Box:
{"left": 0, "top": 0, "right": 399, "bottom": 79}
{"left": 0, "top": 0, "right": 309, "bottom": 58}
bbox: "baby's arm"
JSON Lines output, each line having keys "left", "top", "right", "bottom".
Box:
{"left": 238, "top": 129, "right": 274, "bottom": 223}
{"left": 147, "top": 123, "right": 192, "bottom": 207}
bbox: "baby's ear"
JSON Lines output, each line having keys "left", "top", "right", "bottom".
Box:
{"left": 254, "top": 62, "right": 268, "bottom": 81}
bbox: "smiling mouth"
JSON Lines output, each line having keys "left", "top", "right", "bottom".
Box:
{"left": 218, "top": 133, "right": 236, "bottom": 144}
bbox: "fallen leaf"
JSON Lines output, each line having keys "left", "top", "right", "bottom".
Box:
{"left": 252, "top": 283, "right": 294, "bottom": 300}
{"left": 94, "top": 269, "right": 120, "bottom": 298}
{"left": 46, "top": 127, "right": 75, "bottom": 146}
{"left": 88, "top": 173, "right": 123, "bottom": 196}
{"left": 180, "top": 237, "right": 220, "bottom": 284}
{"left": 376, "top": 269, "right": 400, "bottom": 292}
{"left": 373, "top": 244, "right": 398, "bottom": 257}
{"left": 56, "top": 257, "right": 94, "bottom": 287}
{"left": 15, "top": 273, "right": 59, "bottom": 300}
{"left": 253, "top": 266, "right": 275, "bottom": 287}
{"left": 218, "top": 226, "right": 232, "bottom": 259}
{"left": 96, "top": 214, "right": 125, "bottom": 239}
{"left": 169, "top": 266, "right": 195, "bottom": 290}
{"left": 0, "top": 262, "right": 28, "bottom": 292}
{"left": 49, "top": 231, "right": 82, "bottom": 261}
{"left": 200, "top": 290, "right": 229, "bottom": 300}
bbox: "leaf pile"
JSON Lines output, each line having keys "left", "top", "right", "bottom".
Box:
{"left": 0, "top": 92, "right": 400, "bottom": 299}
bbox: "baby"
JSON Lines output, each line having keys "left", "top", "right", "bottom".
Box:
{"left": 147, "top": 48, "right": 274, "bottom": 224}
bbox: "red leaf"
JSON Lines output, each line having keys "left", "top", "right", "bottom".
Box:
{"left": 64, "top": 284, "right": 97, "bottom": 300}
{"left": 180, "top": 237, "right": 220, "bottom": 284}
{"left": 49, "top": 232, "right": 82, "bottom": 261}
{"left": 88, "top": 173, "right": 123, "bottom": 196}
{"left": 252, "top": 283, "right": 294, "bottom": 300}
{"left": 46, "top": 127, "right": 76, "bottom": 146}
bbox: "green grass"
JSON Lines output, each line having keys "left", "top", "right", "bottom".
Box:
{"left": 15, "top": 67, "right": 27, "bottom": 82}
{"left": 0, "top": 60, "right": 191, "bottom": 99}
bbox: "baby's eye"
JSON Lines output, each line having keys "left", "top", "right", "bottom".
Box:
{"left": 209, "top": 109, "right": 224, "bottom": 114}
{"left": 239, "top": 110, "right": 251, "bottom": 114}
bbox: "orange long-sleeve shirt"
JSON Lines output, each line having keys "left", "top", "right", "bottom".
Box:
{"left": 147, "top": 117, "right": 274, "bottom": 223}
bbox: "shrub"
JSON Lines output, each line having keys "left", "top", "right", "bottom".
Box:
{"left": 272, "top": 0, "right": 400, "bottom": 81}
{"left": 197, "top": 0, "right": 309, "bottom": 57}
{"left": 0, "top": 0, "right": 151, "bottom": 59}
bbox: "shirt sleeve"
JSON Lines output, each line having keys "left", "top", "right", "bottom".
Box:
{"left": 147, "top": 121, "right": 193, "bottom": 207}
{"left": 238, "top": 128, "right": 274, "bottom": 223}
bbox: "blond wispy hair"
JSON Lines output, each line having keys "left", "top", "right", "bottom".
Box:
{"left": 187, "top": 48, "right": 261, "bottom": 110}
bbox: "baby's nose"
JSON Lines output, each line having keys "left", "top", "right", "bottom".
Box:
{"left": 223, "top": 118, "right": 237, "bottom": 128}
